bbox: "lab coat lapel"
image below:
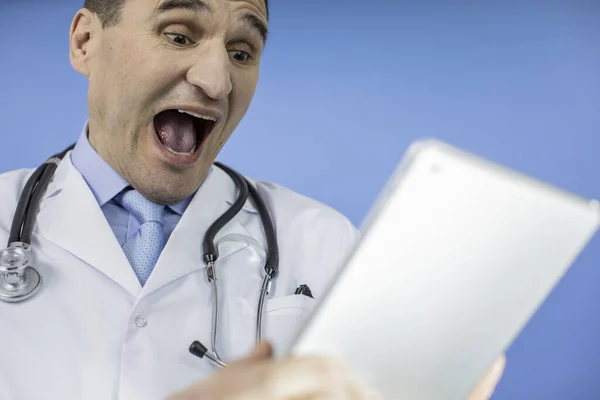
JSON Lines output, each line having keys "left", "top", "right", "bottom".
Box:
{"left": 141, "top": 166, "right": 257, "bottom": 297}
{"left": 35, "top": 155, "right": 142, "bottom": 297}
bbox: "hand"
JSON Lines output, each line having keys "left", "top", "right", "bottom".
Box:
{"left": 168, "top": 342, "right": 380, "bottom": 400}
{"left": 467, "top": 354, "right": 507, "bottom": 400}
{"left": 169, "top": 344, "right": 506, "bottom": 400}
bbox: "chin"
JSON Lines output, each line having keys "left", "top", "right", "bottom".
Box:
{"left": 142, "top": 185, "right": 193, "bottom": 205}
{"left": 126, "top": 165, "right": 197, "bottom": 204}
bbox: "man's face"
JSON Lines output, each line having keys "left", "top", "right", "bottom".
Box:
{"left": 72, "top": 0, "right": 268, "bottom": 203}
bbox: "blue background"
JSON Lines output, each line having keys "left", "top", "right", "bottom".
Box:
{"left": 1, "top": 1, "right": 599, "bottom": 398}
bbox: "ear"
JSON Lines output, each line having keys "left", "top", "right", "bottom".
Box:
{"left": 69, "top": 8, "right": 100, "bottom": 77}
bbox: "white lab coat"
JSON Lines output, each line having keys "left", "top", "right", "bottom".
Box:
{"left": 0, "top": 154, "right": 360, "bottom": 400}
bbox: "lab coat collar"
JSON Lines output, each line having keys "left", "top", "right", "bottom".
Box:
{"left": 219, "top": 163, "right": 259, "bottom": 215}
{"left": 36, "top": 152, "right": 142, "bottom": 296}
{"left": 36, "top": 154, "right": 260, "bottom": 299}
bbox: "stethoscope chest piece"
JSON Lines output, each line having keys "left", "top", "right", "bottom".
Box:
{"left": 0, "top": 243, "right": 42, "bottom": 303}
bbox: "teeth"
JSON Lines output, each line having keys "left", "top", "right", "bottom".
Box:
{"left": 178, "top": 109, "right": 216, "bottom": 121}
{"left": 164, "top": 144, "right": 197, "bottom": 156}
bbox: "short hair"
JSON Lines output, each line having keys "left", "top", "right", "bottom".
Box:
{"left": 84, "top": 0, "right": 269, "bottom": 28}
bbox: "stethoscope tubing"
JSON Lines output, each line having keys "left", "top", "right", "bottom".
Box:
{"left": 1, "top": 144, "right": 279, "bottom": 371}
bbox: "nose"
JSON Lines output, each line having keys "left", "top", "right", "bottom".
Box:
{"left": 186, "top": 42, "right": 232, "bottom": 100}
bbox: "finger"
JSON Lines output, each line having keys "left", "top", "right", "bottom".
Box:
{"left": 341, "top": 373, "right": 383, "bottom": 400}
{"left": 230, "top": 341, "right": 273, "bottom": 367}
{"left": 467, "top": 354, "right": 507, "bottom": 400}
{"left": 265, "top": 357, "right": 382, "bottom": 400}
{"left": 246, "top": 341, "right": 273, "bottom": 361}
{"left": 346, "top": 384, "right": 384, "bottom": 400}
{"left": 262, "top": 356, "right": 353, "bottom": 399}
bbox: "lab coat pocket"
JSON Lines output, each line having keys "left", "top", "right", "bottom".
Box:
{"left": 263, "top": 294, "right": 317, "bottom": 353}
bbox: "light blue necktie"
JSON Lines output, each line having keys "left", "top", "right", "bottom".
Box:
{"left": 117, "top": 190, "right": 166, "bottom": 286}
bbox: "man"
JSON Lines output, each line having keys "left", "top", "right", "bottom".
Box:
{"left": 0, "top": 0, "right": 506, "bottom": 398}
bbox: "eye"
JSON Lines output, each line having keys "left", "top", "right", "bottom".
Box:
{"left": 229, "top": 50, "right": 252, "bottom": 63}
{"left": 165, "top": 33, "right": 192, "bottom": 46}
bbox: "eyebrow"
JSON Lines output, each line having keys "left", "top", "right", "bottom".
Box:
{"left": 242, "top": 13, "right": 269, "bottom": 45}
{"left": 156, "top": 0, "right": 211, "bottom": 13}
{"left": 155, "top": 0, "right": 268, "bottom": 45}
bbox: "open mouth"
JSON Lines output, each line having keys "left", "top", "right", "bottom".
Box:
{"left": 153, "top": 109, "right": 217, "bottom": 156}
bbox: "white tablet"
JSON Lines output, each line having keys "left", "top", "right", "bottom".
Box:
{"left": 284, "top": 139, "right": 600, "bottom": 399}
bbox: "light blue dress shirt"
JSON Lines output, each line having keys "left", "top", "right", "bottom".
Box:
{"left": 70, "top": 125, "right": 194, "bottom": 246}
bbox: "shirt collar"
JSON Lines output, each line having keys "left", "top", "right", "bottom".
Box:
{"left": 69, "top": 121, "right": 193, "bottom": 215}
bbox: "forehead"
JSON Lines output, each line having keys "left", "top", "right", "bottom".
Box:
{"left": 139, "top": 0, "right": 269, "bottom": 42}
{"left": 147, "top": 0, "right": 268, "bottom": 20}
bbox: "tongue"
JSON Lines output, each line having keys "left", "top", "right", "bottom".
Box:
{"left": 154, "top": 110, "right": 196, "bottom": 153}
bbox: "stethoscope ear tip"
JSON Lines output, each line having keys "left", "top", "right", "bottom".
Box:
{"left": 190, "top": 340, "right": 229, "bottom": 368}
{"left": 189, "top": 341, "right": 208, "bottom": 359}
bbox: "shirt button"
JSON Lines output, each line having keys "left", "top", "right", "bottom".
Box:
{"left": 135, "top": 315, "right": 148, "bottom": 328}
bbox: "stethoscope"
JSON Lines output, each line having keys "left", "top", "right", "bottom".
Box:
{"left": 0, "top": 144, "right": 279, "bottom": 369}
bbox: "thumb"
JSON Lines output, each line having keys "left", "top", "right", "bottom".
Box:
{"left": 241, "top": 341, "right": 273, "bottom": 363}
{"left": 467, "top": 354, "right": 507, "bottom": 400}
